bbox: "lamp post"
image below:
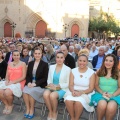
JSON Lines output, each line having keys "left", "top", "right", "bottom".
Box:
{"left": 11, "top": 22, "right": 16, "bottom": 38}
{"left": 63, "top": 24, "right": 69, "bottom": 38}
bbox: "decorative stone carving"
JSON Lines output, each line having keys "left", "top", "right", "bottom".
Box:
{"left": 5, "top": 6, "right": 8, "bottom": 14}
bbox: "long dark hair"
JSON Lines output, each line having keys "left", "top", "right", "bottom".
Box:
{"left": 38, "top": 43, "right": 45, "bottom": 54}
{"left": 97, "top": 54, "right": 119, "bottom": 80}
{"left": 21, "top": 48, "right": 29, "bottom": 58}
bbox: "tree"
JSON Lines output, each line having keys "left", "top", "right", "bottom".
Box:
{"left": 89, "top": 12, "right": 120, "bottom": 39}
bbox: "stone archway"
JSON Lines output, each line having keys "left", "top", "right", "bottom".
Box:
{"left": 4, "top": 22, "right": 12, "bottom": 37}
{"left": 25, "top": 13, "right": 48, "bottom": 37}
{"left": 35, "top": 20, "right": 47, "bottom": 38}
{"left": 0, "top": 16, "right": 13, "bottom": 37}
{"left": 71, "top": 24, "right": 79, "bottom": 37}
{"left": 68, "top": 19, "right": 84, "bottom": 37}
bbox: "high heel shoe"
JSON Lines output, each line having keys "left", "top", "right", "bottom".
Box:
{"left": 28, "top": 114, "right": 34, "bottom": 119}
{"left": 24, "top": 114, "right": 29, "bottom": 118}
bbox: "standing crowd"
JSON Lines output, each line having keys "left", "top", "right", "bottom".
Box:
{"left": 0, "top": 38, "right": 120, "bottom": 120}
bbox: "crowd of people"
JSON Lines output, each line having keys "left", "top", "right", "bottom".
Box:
{"left": 0, "top": 37, "right": 120, "bottom": 120}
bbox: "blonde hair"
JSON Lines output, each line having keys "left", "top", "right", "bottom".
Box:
{"left": 46, "top": 44, "right": 54, "bottom": 54}
{"left": 78, "top": 49, "right": 89, "bottom": 57}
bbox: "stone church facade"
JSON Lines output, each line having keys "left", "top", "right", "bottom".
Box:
{"left": 0, "top": 0, "right": 120, "bottom": 38}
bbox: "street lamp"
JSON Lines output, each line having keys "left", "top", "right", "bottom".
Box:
{"left": 10, "top": 22, "right": 16, "bottom": 38}
{"left": 63, "top": 24, "right": 69, "bottom": 38}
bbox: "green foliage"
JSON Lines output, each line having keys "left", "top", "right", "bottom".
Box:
{"left": 89, "top": 12, "right": 120, "bottom": 37}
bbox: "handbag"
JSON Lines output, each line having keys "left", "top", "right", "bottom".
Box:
{"left": 45, "top": 85, "right": 61, "bottom": 91}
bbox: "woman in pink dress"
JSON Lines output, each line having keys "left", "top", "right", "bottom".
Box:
{"left": 0, "top": 50, "right": 26, "bottom": 114}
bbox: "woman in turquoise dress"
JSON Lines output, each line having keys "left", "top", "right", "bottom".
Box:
{"left": 43, "top": 51, "right": 71, "bottom": 120}
{"left": 90, "top": 54, "right": 120, "bottom": 120}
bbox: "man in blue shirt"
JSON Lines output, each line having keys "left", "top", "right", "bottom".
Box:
{"left": 92, "top": 46, "right": 105, "bottom": 71}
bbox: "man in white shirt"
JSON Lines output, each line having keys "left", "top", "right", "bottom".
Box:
{"left": 68, "top": 46, "right": 74, "bottom": 55}
{"left": 89, "top": 46, "right": 98, "bottom": 62}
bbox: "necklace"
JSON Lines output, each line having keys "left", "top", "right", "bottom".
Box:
{"left": 80, "top": 75, "right": 83, "bottom": 78}
{"left": 13, "top": 61, "right": 20, "bottom": 66}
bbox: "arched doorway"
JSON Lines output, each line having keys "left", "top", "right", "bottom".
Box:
{"left": 4, "top": 22, "right": 12, "bottom": 37}
{"left": 35, "top": 20, "right": 47, "bottom": 38}
{"left": 71, "top": 24, "right": 79, "bottom": 37}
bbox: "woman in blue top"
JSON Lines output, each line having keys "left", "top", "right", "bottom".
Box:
{"left": 43, "top": 51, "right": 71, "bottom": 120}
{"left": 90, "top": 54, "right": 120, "bottom": 120}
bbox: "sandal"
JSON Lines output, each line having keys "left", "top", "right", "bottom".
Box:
{"left": 3, "top": 106, "right": 8, "bottom": 114}
{"left": 52, "top": 111, "right": 58, "bottom": 120}
{"left": 6, "top": 105, "right": 14, "bottom": 114}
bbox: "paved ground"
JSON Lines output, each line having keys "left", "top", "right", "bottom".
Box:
{"left": 0, "top": 98, "right": 119, "bottom": 120}
{"left": 0, "top": 98, "right": 91, "bottom": 120}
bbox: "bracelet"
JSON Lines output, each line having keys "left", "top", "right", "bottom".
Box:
{"left": 80, "top": 90, "right": 85, "bottom": 94}
{"left": 101, "top": 91, "right": 104, "bottom": 94}
{"left": 82, "top": 91, "right": 85, "bottom": 94}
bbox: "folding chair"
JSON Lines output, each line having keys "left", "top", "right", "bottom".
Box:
{"left": 65, "top": 108, "right": 95, "bottom": 120}
{"left": 13, "top": 96, "right": 24, "bottom": 111}
{"left": 34, "top": 101, "right": 46, "bottom": 116}
{"left": 116, "top": 107, "right": 120, "bottom": 120}
{"left": 57, "top": 98, "right": 66, "bottom": 120}
{"left": 42, "top": 98, "right": 66, "bottom": 120}
{"left": 22, "top": 97, "right": 45, "bottom": 116}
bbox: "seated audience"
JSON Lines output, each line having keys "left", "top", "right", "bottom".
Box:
{"left": 23, "top": 48, "right": 48, "bottom": 119}
{"left": 88, "top": 45, "right": 98, "bottom": 62}
{"left": 72, "top": 44, "right": 81, "bottom": 62}
{"left": 116, "top": 48, "right": 120, "bottom": 69}
{"left": 64, "top": 54, "right": 95, "bottom": 120}
{"left": 0, "top": 50, "right": 7, "bottom": 80}
{"left": 90, "top": 54, "right": 120, "bottom": 120}
{"left": 5, "top": 43, "right": 16, "bottom": 63}
{"left": 60, "top": 44, "right": 75, "bottom": 69}
{"left": 43, "top": 52, "right": 71, "bottom": 120}
{"left": 46, "top": 44, "right": 56, "bottom": 65}
{"left": 37, "top": 43, "right": 48, "bottom": 63}
{"left": 0, "top": 50, "right": 26, "bottom": 114}
{"left": 78, "top": 49, "right": 93, "bottom": 69}
{"left": 92, "top": 46, "right": 105, "bottom": 70}
{"left": 68, "top": 46, "right": 74, "bottom": 56}
{"left": 20, "top": 48, "right": 32, "bottom": 65}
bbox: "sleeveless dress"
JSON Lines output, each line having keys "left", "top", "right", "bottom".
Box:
{"left": 0, "top": 65, "right": 26, "bottom": 97}
{"left": 89, "top": 77, "right": 120, "bottom": 106}
{"left": 64, "top": 67, "right": 95, "bottom": 112}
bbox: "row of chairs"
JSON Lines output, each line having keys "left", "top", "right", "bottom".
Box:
{"left": 1, "top": 97, "right": 120, "bottom": 120}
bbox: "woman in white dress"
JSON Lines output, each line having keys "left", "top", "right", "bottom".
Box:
{"left": 64, "top": 54, "right": 95, "bottom": 120}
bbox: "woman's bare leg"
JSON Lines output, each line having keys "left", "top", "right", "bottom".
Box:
{"left": 23, "top": 93, "right": 30, "bottom": 114}
{"left": 29, "top": 95, "right": 35, "bottom": 115}
{"left": 74, "top": 101, "right": 83, "bottom": 120}
{"left": 43, "top": 90, "right": 53, "bottom": 118}
{"left": 65, "top": 100, "right": 75, "bottom": 120}
{"left": 97, "top": 100, "right": 107, "bottom": 120}
{"left": 4, "top": 89, "right": 13, "bottom": 106}
{"left": 50, "top": 92, "right": 59, "bottom": 119}
{"left": 106, "top": 101, "right": 117, "bottom": 120}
